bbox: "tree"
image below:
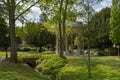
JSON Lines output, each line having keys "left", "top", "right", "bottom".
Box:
{"left": 39, "top": 0, "right": 77, "bottom": 57}
{"left": 91, "top": 7, "right": 111, "bottom": 48}
{"left": 0, "top": 18, "right": 10, "bottom": 49}
{"left": 110, "top": 0, "right": 120, "bottom": 44}
{"left": 58, "top": 0, "right": 64, "bottom": 57}
{"left": 24, "top": 22, "right": 55, "bottom": 52}
{"left": 76, "top": 0, "right": 103, "bottom": 78}
{"left": 0, "top": 0, "right": 40, "bottom": 63}
{"left": 76, "top": 7, "right": 111, "bottom": 49}
{"left": 15, "top": 27, "right": 26, "bottom": 45}
{"left": 110, "top": 0, "right": 120, "bottom": 57}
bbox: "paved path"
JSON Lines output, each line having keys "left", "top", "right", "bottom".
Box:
{"left": 0, "top": 57, "right": 5, "bottom": 63}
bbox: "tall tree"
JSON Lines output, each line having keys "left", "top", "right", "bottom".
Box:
{"left": 0, "top": 0, "right": 40, "bottom": 63}
{"left": 110, "top": 0, "right": 120, "bottom": 44}
{"left": 110, "top": 0, "right": 120, "bottom": 57}
{"left": 58, "top": 0, "right": 64, "bottom": 57}
{"left": 24, "top": 22, "right": 55, "bottom": 52}
{"left": 39, "top": 0, "right": 76, "bottom": 57}
{"left": 76, "top": 0, "right": 103, "bottom": 78}
{"left": 62, "top": 0, "right": 69, "bottom": 55}
{"left": 91, "top": 7, "right": 111, "bottom": 48}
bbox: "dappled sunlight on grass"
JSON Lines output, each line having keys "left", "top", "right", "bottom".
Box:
{"left": 57, "top": 56, "right": 120, "bottom": 80}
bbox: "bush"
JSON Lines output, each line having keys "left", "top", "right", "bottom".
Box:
{"left": 36, "top": 54, "right": 67, "bottom": 78}
{"left": 104, "top": 48, "right": 117, "bottom": 56}
{"left": 97, "top": 48, "right": 118, "bottom": 56}
{"left": 17, "top": 47, "right": 36, "bottom": 52}
{"left": 97, "top": 49, "right": 105, "bottom": 56}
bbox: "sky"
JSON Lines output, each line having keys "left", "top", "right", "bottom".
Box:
{"left": 16, "top": 0, "right": 112, "bottom": 26}
{"left": 93, "top": 0, "right": 112, "bottom": 11}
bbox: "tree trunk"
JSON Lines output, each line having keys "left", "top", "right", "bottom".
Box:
{"left": 65, "top": 33, "right": 68, "bottom": 54}
{"left": 59, "top": 0, "right": 64, "bottom": 57}
{"left": 63, "top": 0, "right": 68, "bottom": 55}
{"left": 88, "top": 49, "right": 91, "bottom": 78}
{"left": 39, "top": 46, "right": 42, "bottom": 52}
{"left": 87, "top": 0, "right": 91, "bottom": 78}
{"left": 82, "top": 40, "right": 85, "bottom": 55}
{"left": 118, "top": 45, "right": 120, "bottom": 57}
{"left": 77, "top": 41, "right": 81, "bottom": 55}
{"left": 9, "top": 0, "right": 17, "bottom": 63}
{"left": 70, "top": 34, "right": 73, "bottom": 53}
{"left": 56, "top": 30, "right": 59, "bottom": 54}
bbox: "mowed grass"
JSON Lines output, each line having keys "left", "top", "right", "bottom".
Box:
{"left": 0, "top": 52, "right": 10, "bottom": 57}
{"left": 0, "top": 51, "right": 51, "bottom": 57}
{"left": 57, "top": 56, "right": 120, "bottom": 80}
{"left": 0, "top": 63, "right": 51, "bottom": 80}
{"left": 0, "top": 51, "right": 38, "bottom": 57}
{"left": 1, "top": 52, "right": 120, "bottom": 80}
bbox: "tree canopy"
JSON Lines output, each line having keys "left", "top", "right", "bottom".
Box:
{"left": 24, "top": 22, "right": 55, "bottom": 52}
{"left": 110, "top": 0, "right": 120, "bottom": 44}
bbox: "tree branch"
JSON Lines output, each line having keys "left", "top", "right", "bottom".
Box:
{"left": 15, "top": 0, "right": 22, "bottom": 8}
{"left": 15, "top": 0, "right": 40, "bottom": 21}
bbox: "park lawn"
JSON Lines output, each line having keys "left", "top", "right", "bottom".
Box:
{"left": 0, "top": 51, "right": 51, "bottom": 57}
{"left": 57, "top": 56, "right": 120, "bottom": 80}
{"left": 1, "top": 52, "right": 120, "bottom": 80}
{"left": 0, "top": 51, "right": 36, "bottom": 57}
{"left": 0, "top": 63, "right": 51, "bottom": 80}
{"left": 0, "top": 52, "right": 10, "bottom": 57}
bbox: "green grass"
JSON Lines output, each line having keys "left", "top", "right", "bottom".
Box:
{"left": 36, "top": 54, "right": 67, "bottom": 78}
{"left": 0, "top": 52, "right": 10, "bottom": 57}
{"left": 1, "top": 51, "right": 120, "bottom": 80}
{"left": 0, "top": 51, "right": 51, "bottom": 57}
{"left": 57, "top": 56, "right": 120, "bottom": 80}
{"left": 0, "top": 63, "right": 51, "bottom": 80}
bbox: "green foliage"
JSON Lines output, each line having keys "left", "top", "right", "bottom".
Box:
{"left": 15, "top": 27, "right": 25, "bottom": 45}
{"left": 36, "top": 54, "right": 67, "bottom": 77}
{"left": 15, "top": 27, "right": 26, "bottom": 38}
{"left": 0, "top": 17, "right": 10, "bottom": 49}
{"left": 17, "top": 47, "right": 36, "bottom": 52}
{"left": 75, "top": 7, "right": 111, "bottom": 49}
{"left": 110, "top": 0, "right": 120, "bottom": 44}
{"left": 89, "top": 7, "right": 111, "bottom": 48}
{"left": 96, "top": 48, "right": 117, "bottom": 56}
{"left": 104, "top": 48, "right": 117, "bottom": 56}
{"left": 24, "top": 22, "right": 55, "bottom": 52}
{"left": 97, "top": 49, "right": 105, "bottom": 56}
{"left": 0, "top": 64, "right": 50, "bottom": 80}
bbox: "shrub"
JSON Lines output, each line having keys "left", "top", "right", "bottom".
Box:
{"left": 104, "top": 48, "right": 117, "bottom": 56}
{"left": 36, "top": 54, "right": 67, "bottom": 78}
{"left": 97, "top": 49, "right": 105, "bottom": 56}
{"left": 17, "top": 47, "right": 36, "bottom": 52}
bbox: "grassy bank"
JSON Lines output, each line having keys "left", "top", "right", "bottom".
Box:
{"left": 0, "top": 63, "right": 50, "bottom": 80}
